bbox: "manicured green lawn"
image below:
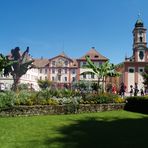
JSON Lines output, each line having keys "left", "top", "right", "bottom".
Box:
{"left": 0, "top": 111, "right": 148, "bottom": 148}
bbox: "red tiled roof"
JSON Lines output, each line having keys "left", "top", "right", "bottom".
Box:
{"left": 78, "top": 47, "right": 108, "bottom": 61}
{"left": 49, "top": 52, "right": 73, "bottom": 61}
{"left": 33, "top": 58, "right": 49, "bottom": 68}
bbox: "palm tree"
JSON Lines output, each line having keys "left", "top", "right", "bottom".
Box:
{"left": 81, "top": 56, "right": 120, "bottom": 93}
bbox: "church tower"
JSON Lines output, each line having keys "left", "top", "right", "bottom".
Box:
{"left": 132, "top": 17, "right": 147, "bottom": 62}
{"left": 123, "top": 16, "right": 148, "bottom": 93}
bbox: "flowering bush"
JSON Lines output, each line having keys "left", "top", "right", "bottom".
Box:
{"left": 114, "top": 97, "right": 125, "bottom": 103}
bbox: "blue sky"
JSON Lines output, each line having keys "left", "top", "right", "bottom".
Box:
{"left": 0, "top": 0, "right": 148, "bottom": 64}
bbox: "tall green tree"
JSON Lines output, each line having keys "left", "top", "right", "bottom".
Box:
{"left": 81, "top": 56, "right": 120, "bottom": 92}
{"left": 142, "top": 65, "right": 148, "bottom": 88}
{"left": 4, "top": 47, "right": 34, "bottom": 91}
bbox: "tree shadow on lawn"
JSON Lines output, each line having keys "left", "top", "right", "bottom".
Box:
{"left": 45, "top": 115, "right": 148, "bottom": 148}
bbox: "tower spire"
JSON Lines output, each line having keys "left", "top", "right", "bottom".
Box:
{"left": 138, "top": 11, "right": 141, "bottom": 19}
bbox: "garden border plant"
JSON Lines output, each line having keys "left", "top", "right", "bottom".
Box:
{"left": 0, "top": 89, "right": 126, "bottom": 116}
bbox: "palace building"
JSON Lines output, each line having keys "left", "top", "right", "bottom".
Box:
{"left": 0, "top": 47, "right": 108, "bottom": 90}
{"left": 47, "top": 47, "right": 108, "bottom": 88}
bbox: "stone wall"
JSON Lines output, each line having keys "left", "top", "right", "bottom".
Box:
{"left": 0, "top": 103, "right": 125, "bottom": 117}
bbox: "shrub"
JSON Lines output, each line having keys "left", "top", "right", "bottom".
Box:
{"left": 0, "top": 91, "right": 16, "bottom": 108}
{"left": 57, "top": 96, "right": 81, "bottom": 105}
{"left": 17, "top": 90, "right": 33, "bottom": 105}
{"left": 18, "top": 83, "right": 29, "bottom": 91}
{"left": 37, "top": 79, "right": 52, "bottom": 90}
{"left": 97, "top": 93, "right": 113, "bottom": 104}
{"left": 124, "top": 96, "right": 148, "bottom": 114}
{"left": 81, "top": 93, "right": 119, "bottom": 104}
{"left": 47, "top": 99, "right": 58, "bottom": 105}
{"left": 35, "top": 90, "right": 51, "bottom": 104}
{"left": 26, "top": 98, "right": 34, "bottom": 106}
{"left": 97, "top": 93, "right": 119, "bottom": 104}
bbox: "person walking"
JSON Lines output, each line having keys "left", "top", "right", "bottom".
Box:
{"left": 130, "top": 85, "right": 133, "bottom": 96}
{"left": 134, "top": 83, "right": 139, "bottom": 96}
{"left": 140, "top": 88, "right": 144, "bottom": 96}
{"left": 120, "top": 82, "right": 126, "bottom": 98}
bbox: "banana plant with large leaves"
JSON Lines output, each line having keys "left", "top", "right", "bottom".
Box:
{"left": 81, "top": 56, "right": 120, "bottom": 92}
{"left": 4, "top": 47, "right": 34, "bottom": 91}
{"left": 0, "top": 54, "right": 16, "bottom": 75}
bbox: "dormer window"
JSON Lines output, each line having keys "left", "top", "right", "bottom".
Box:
{"left": 94, "top": 55, "right": 99, "bottom": 58}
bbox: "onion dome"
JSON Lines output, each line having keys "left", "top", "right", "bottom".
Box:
{"left": 135, "top": 18, "right": 144, "bottom": 27}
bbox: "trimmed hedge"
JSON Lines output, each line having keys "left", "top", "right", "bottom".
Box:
{"left": 124, "top": 96, "right": 148, "bottom": 114}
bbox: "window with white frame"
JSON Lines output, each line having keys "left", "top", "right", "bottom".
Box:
{"left": 65, "top": 77, "right": 67, "bottom": 82}
{"left": 58, "top": 76, "right": 61, "bottom": 81}
{"left": 72, "top": 69, "right": 75, "bottom": 74}
{"left": 83, "top": 74, "right": 86, "bottom": 79}
{"left": 52, "top": 76, "right": 55, "bottom": 81}
{"left": 52, "top": 69, "right": 55, "bottom": 74}
{"left": 91, "top": 74, "right": 95, "bottom": 79}
{"left": 72, "top": 77, "right": 76, "bottom": 82}
{"left": 45, "top": 68, "right": 48, "bottom": 74}
{"left": 40, "top": 68, "right": 42, "bottom": 73}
